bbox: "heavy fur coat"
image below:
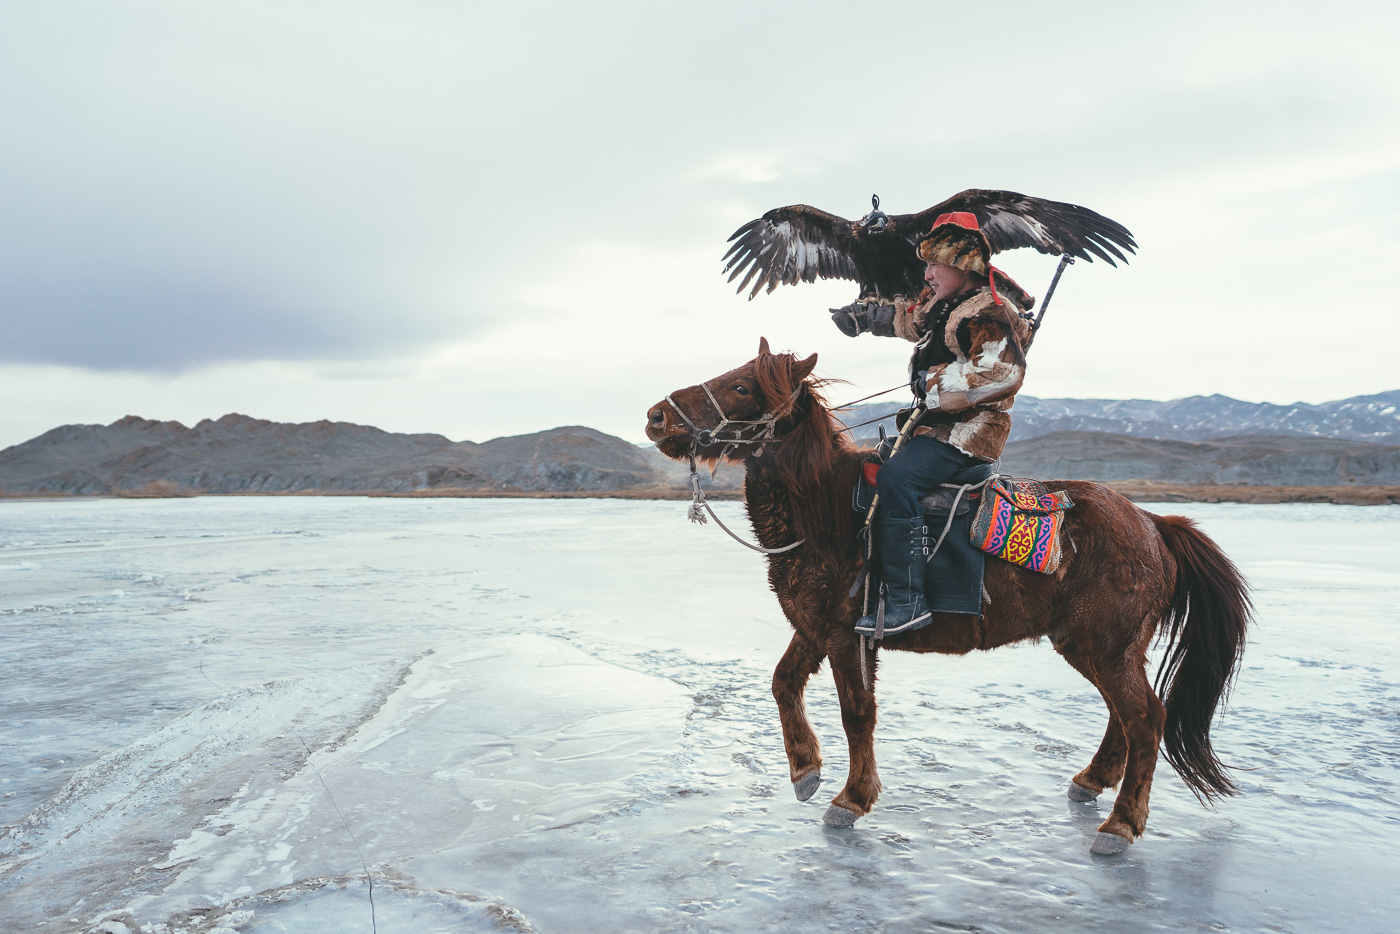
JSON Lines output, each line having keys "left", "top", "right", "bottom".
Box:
{"left": 889, "top": 278, "right": 1034, "bottom": 462}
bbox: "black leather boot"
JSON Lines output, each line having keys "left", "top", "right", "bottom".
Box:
{"left": 854, "top": 517, "right": 932, "bottom": 638}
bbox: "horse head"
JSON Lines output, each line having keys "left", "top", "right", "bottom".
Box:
{"left": 646, "top": 337, "right": 819, "bottom": 463}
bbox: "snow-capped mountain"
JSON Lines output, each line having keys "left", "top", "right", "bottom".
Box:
{"left": 839, "top": 390, "right": 1400, "bottom": 445}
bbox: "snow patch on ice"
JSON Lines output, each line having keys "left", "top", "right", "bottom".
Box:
{"left": 0, "top": 660, "right": 411, "bottom": 930}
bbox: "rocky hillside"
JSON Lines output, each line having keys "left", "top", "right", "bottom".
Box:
{"left": 840, "top": 389, "right": 1400, "bottom": 445}
{"left": 4, "top": 408, "right": 1397, "bottom": 498}
{"left": 998, "top": 432, "right": 1400, "bottom": 487}
{"left": 0, "top": 414, "right": 725, "bottom": 496}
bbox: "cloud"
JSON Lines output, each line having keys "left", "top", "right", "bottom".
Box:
{"left": 0, "top": 0, "right": 1397, "bottom": 445}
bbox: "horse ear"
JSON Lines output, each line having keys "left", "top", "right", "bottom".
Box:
{"left": 758, "top": 336, "right": 771, "bottom": 356}
{"left": 792, "top": 352, "right": 818, "bottom": 382}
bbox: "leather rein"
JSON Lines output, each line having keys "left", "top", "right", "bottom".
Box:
{"left": 662, "top": 379, "right": 805, "bottom": 555}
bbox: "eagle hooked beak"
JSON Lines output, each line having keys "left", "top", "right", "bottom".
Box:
{"left": 861, "top": 193, "right": 888, "bottom": 232}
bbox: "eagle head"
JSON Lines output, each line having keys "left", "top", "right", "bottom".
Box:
{"left": 859, "top": 193, "right": 889, "bottom": 234}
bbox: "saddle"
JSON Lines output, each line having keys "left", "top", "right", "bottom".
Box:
{"left": 853, "top": 459, "right": 994, "bottom": 616}
{"left": 853, "top": 463, "right": 1073, "bottom": 617}
{"left": 920, "top": 460, "right": 996, "bottom": 615}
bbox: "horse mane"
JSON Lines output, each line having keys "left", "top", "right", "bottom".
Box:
{"left": 753, "top": 352, "right": 862, "bottom": 564}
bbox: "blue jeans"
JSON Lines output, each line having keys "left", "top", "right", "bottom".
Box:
{"left": 875, "top": 436, "right": 981, "bottom": 519}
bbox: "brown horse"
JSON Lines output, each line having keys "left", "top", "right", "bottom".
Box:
{"left": 645, "top": 339, "right": 1251, "bottom": 856}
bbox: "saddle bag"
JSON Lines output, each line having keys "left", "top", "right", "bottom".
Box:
{"left": 969, "top": 477, "right": 1074, "bottom": 574}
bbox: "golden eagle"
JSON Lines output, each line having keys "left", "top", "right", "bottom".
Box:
{"left": 722, "top": 190, "right": 1136, "bottom": 302}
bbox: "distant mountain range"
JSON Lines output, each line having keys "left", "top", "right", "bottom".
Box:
{"left": 840, "top": 390, "right": 1400, "bottom": 445}
{"left": 0, "top": 414, "right": 709, "bottom": 496}
{"left": 2, "top": 389, "right": 1398, "bottom": 498}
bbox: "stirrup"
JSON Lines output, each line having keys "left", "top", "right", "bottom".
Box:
{"left": 854, "top": 591, "right": 932, "bottom": 639}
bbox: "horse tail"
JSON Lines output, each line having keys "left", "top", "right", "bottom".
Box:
{"left": 1149, "top": 513, "right": 1252, "bottom": 802}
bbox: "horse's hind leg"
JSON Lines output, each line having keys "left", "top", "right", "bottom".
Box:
{"left": 772, "top": 632, "right": 827, "bottom": 800}
{"left": 1089, "top": 655, "right": 1166, "bottom": 854}
{"left": 1055, "top": 646, "right": 1129, "bottom": 800}
{"left": 1070, "top": 705, "right": 1129, "bottom": 801}
{"left": 821, "top": 632, "right": 881, "bottom": 826}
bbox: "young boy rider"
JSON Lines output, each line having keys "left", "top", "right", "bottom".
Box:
{"left": 831, "top": 213, "right": 1035, "bottom": 636}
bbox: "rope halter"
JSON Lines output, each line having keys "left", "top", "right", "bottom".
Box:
{"left": 661, "top": 377, "right": 805, "bottom": 555}
{"left": 663, "top": 377, "right": 800, "bottom": 462}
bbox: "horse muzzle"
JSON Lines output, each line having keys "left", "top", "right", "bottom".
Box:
{"left": 645, "top": 402, "right": 691, "bottom": 443}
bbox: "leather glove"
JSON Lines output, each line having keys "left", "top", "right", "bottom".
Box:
{"left": 910, "top": 368, "right": 928, "bottom": 402}
{"left": 831, "top": 302, "right": 898, "bottom": 338}
{"left": 868, "top": 303, "right": 897, "bottom": 337}
{"left": 830, "top": 302, "right": 870, "bottom": 337}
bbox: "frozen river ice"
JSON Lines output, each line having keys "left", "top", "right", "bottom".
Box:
{"left": 1, "top": 496, "right": 1397, "bottom": 933}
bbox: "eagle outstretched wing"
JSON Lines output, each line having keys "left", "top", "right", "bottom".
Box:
{"left": 721, "top": 205, "right": 865, "bottom": 300}
{"left": 888, "top": 189, "right": 1137, "bottom": 267}
{"left": 722, "top": 189, "right": 1136, "bottom": 302}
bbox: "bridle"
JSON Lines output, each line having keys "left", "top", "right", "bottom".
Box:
{"left": 664, "top": 377, "right": 798, "bottom": 462}
{"left": 662, "top": 378, "right": 805, "bottom": 555}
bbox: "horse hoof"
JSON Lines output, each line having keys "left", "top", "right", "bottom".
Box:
{"left": 793, "top": 771, "right": 822, "bottom": 801}
{"left": 1090, "top": 831, "right": 1132, "bottom": 855}
{"left": 822, "top": 804, "right": 860, "bottom": 828}
{"left": 1067, "top": 781, "right": 1098, "bottom": 802}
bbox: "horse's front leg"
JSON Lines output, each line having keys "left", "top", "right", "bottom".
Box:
{"left": 822, "top": 631, "right": 881, "bottom": 826}
{"left": 772, "top": 631, "right": 827, "bottom": 801}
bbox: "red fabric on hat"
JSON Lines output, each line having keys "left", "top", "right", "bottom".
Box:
{"left": 932, "top": 211, "right": 981, "bottom": 230}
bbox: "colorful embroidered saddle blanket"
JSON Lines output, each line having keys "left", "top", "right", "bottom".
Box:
{"left": 969, "top": 477, "right": 1074, "bottom": 574}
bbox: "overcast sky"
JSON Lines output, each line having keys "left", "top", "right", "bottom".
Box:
{"left": 2, "top": 1, "right": 1397, "bottom": 448}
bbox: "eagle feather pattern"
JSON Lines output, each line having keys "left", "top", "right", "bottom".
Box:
{"left": 721, "top": 189, "right": 1136, "bottom": 302}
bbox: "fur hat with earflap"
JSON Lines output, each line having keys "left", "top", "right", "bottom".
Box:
{"left": 916, "top": 212, "right": 1034, "bottom": 310}
{"left": 916, "top": 211, "right": 991, "bottom": 275}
